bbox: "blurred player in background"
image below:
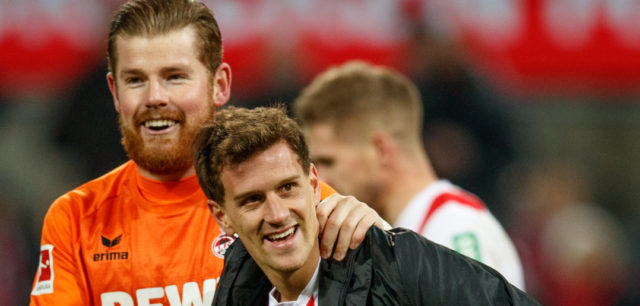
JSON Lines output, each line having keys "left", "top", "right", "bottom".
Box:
{"left": 294, "top": 60, "right": 525, "bottom": 289}
{"left": 30, "top": 1, "right": 383, "bottom": 305}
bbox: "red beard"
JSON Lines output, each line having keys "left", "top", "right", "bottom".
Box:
{"left": 119, "top": 105, "right": 213, "bottom": 176}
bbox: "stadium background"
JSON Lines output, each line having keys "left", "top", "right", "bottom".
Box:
{"left": 1, "top": 0, "right": 639, "bottom": 305}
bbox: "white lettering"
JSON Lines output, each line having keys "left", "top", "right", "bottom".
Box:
{"left": 202, "top": 278, "right": 217, "bottom": 305}
{"left": 165, "top": 285, "right": 181, "bottom": 306}
{"left": 101, "top": 279, "right": 218, "bottom": 306}
{"left": 136, "top": 287, "right": 164, "bottom": 306}
{"left": 178, "top": 281, "right": 205, "bottom": 306}
{"left": 165, "top": 279, "right": 217, "bottom": 306}
{"left": 100, "top": 291, "right": 134, "bottom": 306}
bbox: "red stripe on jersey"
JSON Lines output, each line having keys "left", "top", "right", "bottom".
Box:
{"left": 417, "top": 191, "right": 486, "bottom": 234}
{"left": 307, "top": 295, "right": 315, "bottom": 306}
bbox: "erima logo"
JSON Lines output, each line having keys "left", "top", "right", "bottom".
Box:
{"left": 102, "top": 234, "right": 122, "bottom": 247}
{"left": 94, "top": 234, "right": 128, "bottom": 262}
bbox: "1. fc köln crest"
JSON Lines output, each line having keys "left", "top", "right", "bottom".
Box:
{"left": 211, "top": 234, "right": 235, "bottom": 258}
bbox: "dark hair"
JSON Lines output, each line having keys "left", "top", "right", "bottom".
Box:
{"left": 107, "top": 0, "right": 223, "bottom": 79}
{"left": 192, "top": 105, "right": 310, "bottom": 204}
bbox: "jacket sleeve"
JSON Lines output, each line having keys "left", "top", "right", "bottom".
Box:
{"left": 30, "top": 196, "right": 91, "bottom": 306}
{"left": 390, "top": 228, "right": 540, "bottom": 305}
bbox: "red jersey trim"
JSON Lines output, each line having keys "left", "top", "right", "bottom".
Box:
{"left": 417, "top": 191, "right": 486, "bottom": 234}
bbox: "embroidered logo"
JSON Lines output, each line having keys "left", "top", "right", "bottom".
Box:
{"left": 31, "top": 244, "right": 54, "bottom": 295}
{"left": 212, "top": 234, "right": 235, "bottom": 258}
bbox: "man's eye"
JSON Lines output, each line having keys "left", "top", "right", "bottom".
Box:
{"left": 280, "top": 182, "right": 298, "bottom": 194}
{"left": 125, "top": 77, "right": 142, "bottom": 85}
{"left": 241, "top": 195, "right": 263, "bottom": 206}
{"left": 168, "top": 74, "right": 186, "bottom": 81}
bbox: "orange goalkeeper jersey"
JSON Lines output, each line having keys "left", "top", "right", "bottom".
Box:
{"left": 30, "top": 160, "right": 335, "bottom": 305}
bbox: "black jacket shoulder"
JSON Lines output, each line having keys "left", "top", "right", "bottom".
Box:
{"left": 212, "top": 227, "right": 540, "bottom": 306}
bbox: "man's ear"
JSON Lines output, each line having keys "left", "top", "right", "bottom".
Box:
{"left": 211, "top": 62, "right": 232, "bottom": 108}
{"left": 106, "top": 72, "right": 121, "bottom": 113}
{"left": 371, "top": 132, "right": 395, "bottom": 166}
{"left": 208, "top": 200, "right": 235, "bottom": 235}
{"left": 309, "top": 164, "right": 321, "bottom": 204}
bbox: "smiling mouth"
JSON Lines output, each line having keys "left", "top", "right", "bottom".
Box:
{"left": 265, "top": 226, "right": 297, "bottom": 242}
{"left": 143, "top": 119, "right": 177, "bottom": 131}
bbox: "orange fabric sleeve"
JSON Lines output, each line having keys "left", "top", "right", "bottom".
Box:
{"left": 319, "top": 181, "right": 337, "bottom": 199}
{"left": 31, "top": 197, "right": 91, "bottom": 305}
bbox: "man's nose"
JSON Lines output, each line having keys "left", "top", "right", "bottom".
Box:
{"left": 264, "top": 195, "right": 290, "bottom": 224}
{"left": 145, "top": 79, "right": 169, "bottom": 108}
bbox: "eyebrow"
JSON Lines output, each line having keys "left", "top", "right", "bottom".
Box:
{"left": 231, "top": 174, "right": 301, "bottom": 202}
{"left": 119, "top": 65, "right": 193, "bottom": 77}
{"left": 160, "top": 66, "right": 193, "bottom": 75}
{"left": 119, "top": 68, "right": 144, "bottom": 77}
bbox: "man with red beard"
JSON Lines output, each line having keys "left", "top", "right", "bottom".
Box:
{"left": 29, "top": 1, "right": 384, "bottom": 305}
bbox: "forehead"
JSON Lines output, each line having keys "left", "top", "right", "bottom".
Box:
{"left": 306, "top": 124, "right": 360, "bottom": 150}
{"left": 221, "top": 142, "right": 304, "bottom": 195}
{"left": 114, "top": 26, "right": 200, "bottom": 74}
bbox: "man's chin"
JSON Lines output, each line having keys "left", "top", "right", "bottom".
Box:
{"left": 126, "top": 145, "right": 193, "bottom": 175}
{"left": 122, "top": 130, "right": 196, "bottom": 175}
{"left": 133, "top": 156, "right": 192, "bottom": 175}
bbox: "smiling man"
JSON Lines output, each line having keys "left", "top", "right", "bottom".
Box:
{"left": 193, "top": 105, "right": 539, "bottom": 305}
{"left": 30, "top": 1, "right": 383, "bottom": 305}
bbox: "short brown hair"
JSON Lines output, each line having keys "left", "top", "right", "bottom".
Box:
{"left": 192, "top": 105, "right": 310, "bottom": 204}
{"left": 107, "top": 0, "right": 223, "bottom": 79}
{"left": 293, "top": 61, "right": 423, "bottom": 145}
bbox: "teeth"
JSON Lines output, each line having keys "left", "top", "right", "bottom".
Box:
{"left": 144, "top": 120, "right": 176, "bottom": 128}
{"left": 267, "top": 227, "right": 296, "bottom": 241}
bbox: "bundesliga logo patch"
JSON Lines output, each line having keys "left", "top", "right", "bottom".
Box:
{"left": 211, "top": 234, "right": 235, "bottom": 258}
{"left": 32, "top": 244, "right": 55, "bottom": 295}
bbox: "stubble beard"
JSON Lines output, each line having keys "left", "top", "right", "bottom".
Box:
{"left": 119, "top": 104, "right": 214, "bottom": 176}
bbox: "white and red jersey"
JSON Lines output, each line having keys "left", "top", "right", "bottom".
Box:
{"left": 394, "top": 180, "right": 525, "bottom": 290}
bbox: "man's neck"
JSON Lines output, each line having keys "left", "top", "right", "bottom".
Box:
{"left": 137, "top": 165, "right": 196, "bottom": 182}
{"left": 267, "top": 254, "right": 321, "bottom": 302}
{"left": 381, "top": 155, "right": 438, "bottom": 225}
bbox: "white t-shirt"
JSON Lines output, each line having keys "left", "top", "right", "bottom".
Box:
{"left": 394, "top": 180, "right": 525, "bottom": 290}
{"left": 269, "top": 258, "right": 320, "bottom": 306}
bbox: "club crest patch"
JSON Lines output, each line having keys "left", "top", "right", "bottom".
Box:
{"left": 211, "top": 234, "right": 235, "bottom": 258}
{"left": 32, "top": 244, "right": 55, "bottom": 295}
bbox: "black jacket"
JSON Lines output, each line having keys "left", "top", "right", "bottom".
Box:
{"left": 212, "top": 227, "right": 539, "bottom": 305}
